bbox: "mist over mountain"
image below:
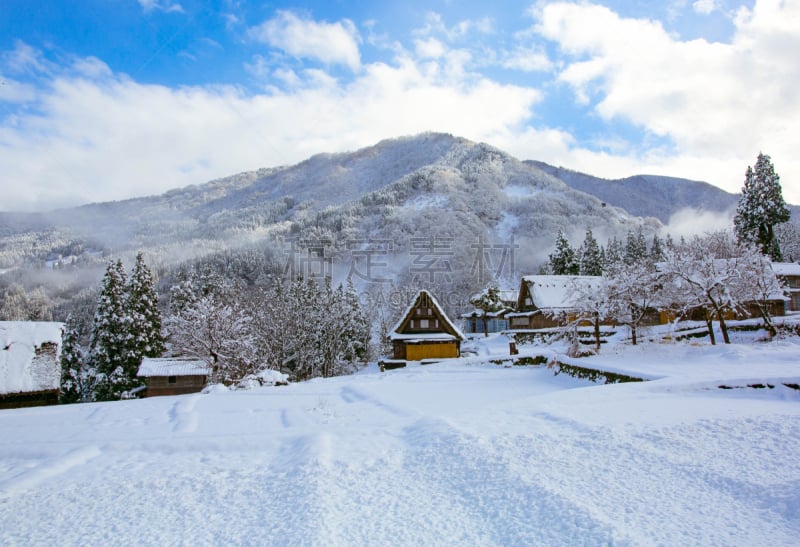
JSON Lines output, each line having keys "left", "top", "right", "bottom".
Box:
{"left": 2, "top": 132, "right": 796, "bottom": 322}
{"left": 528, "top": 160, "right": 800, "bottom": 224}
{"left": 0, "top": 133, "right": 656, "bottom": 272}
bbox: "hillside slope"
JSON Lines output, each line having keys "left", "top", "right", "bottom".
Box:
{"left": 0, "top": 134, "right": 658, "bottom": 279}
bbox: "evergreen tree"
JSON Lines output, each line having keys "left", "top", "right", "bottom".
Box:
{"left": 548, "top": 230, "right": 579, "bottom": 275}
{"left": 734, "top": 153, "right": 791, "bottom": 260}
{"left": 579, "top": 229, "right": 603, "bottom": 276}
{"left": 470, "top": 282, "right": 504, "bottom": 337}
{"left": 127, "top": 253, "right": 165, "bottom": 360}
{"left": 624, "top": 228, "right": 648, "bottom": 265}
{"left": 59, "top": 315, "right": 91, "bottom": 403}
{"left": 650, "top": 234, "right": 665, "bottom": 263}
{"left": 604, "top": 237, "right": 624, "bottom": 272}
{"left": 169, "top": 270, "right": 198, "bottom": 316}
{"left": 89, "top": 259, "right": 138, "bottom": 400}
{"left": 343, "top": 278, "right": 370, "bottom": 364}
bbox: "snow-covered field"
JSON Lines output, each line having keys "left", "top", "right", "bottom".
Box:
{"left": 2, "top": 334, "right": 800, "bottom": 546}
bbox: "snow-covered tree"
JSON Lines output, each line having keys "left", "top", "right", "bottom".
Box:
{"left": 606, "top": 261, "right": 663, "bottom": 346}
{"left": 660, "top": 238, "right": 738, "bottom": 345}
{"left": 89, "top": 259, "right": 139, "bottom": 400}
{"left": 469, "top": 282, "right": 504, "bottom": 337}
{"left": 549, "top": 230, "right": 579, "bottom": 275}
{"left": 166, "top": 279, "right": 256, "bottom": 385}
{"left": 557, "top": 277, "right": 610, "bottom": 354}
{"left": 776, "top": 222, "right": 800, "bottom": 262}
{"left": 252, "top": 279, "right": 292, "bottom": 375}
{"left": 343, "top": 278, "right": 371, "bottom": 364}
{"left": 579, "top": 229, "right": 603, "bottom": 276}
{"left": 0, "top": 284, "right": 53, "bottom": 321}
{"left": 731, "top": 244, "right": 786, "bottom": 339}
{"left": 604, "top": 237, "right": 624, "bottom": 272}
{"left": 734, "top": 153, "right": 791, "bottom": 261}
{"left": 650, "top": 234, "right": 665, "bottom": 263}
{"left": 624, "top": 228, "right": 649, "bottom": 265}
{"left": 59, "top": 315, "right": 92, "bottom": 403}
{"left": 318, "top": 279, "right": 370, "bottom": 378}
{"left": 127, "top": 253, "right": 165, "bottom": 360}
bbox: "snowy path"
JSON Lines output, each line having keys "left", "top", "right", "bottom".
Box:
{"left": 1, "top": 359, "right": 800, "bottom": 545}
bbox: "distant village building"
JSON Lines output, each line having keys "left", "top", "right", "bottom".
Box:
{"left": 0, "top": 321, "right": 63, "bottom": 410}
{"left": 461, "top": 309, "right": 512, "bottom": 335}
{"left": 507, "top": 275, "right": 605, "bottom": 330}
{"left": 389, "top": 290, "right": 465, "bottom": 362}
{"left": 772, "top": 262, "right": 800, "bottom": 312}
{"left": 460, "top": 289, "right": 517, "bottom": 334}
{"left": 137, "top": 358, "right": 210, "bottom": 397}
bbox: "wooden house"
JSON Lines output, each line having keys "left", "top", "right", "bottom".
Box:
{"left": 137, "top": 358, "right": 210, "bottom": 397}
{"left": 772, "top": 262, "right": 800, "bottom": 312}
{"left": 507, "top": 275, "right": 607, "bottom": 330}
{"left": 389, "top": 290, "right": 465, "bottom": 361}
{"left": 0, "top": 321, "right": 63, "bottom": 409}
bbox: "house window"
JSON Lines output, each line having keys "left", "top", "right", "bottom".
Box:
{"left": 420, "top": 319, "right": 429, "bottom": 328}
{"left": 511, "top": 317, "right": 529, "bottom": 327}
{"left": 168, "top": 375, "right": 177, "bottom": 384}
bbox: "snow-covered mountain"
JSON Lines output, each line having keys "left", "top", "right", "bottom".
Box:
{"left": 0, "top": 133, "right": 658, "bottom": 276}
{"left": 3, "top": 132, "right": 797, "bottom": 308}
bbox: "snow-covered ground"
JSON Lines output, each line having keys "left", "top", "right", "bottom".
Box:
{"left": 1, "top": 333, "right": 800, "bottom": 545}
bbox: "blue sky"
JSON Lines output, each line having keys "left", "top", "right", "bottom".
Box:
{"left": 1, "top": 0, "right": 798, "bottom": 212}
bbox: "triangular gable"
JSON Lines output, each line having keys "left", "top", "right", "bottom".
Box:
{"left": 390, "top": 290, "right": 465, "bottom": 341}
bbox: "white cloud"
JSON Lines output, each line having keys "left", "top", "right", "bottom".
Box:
{"left": 415, "top": 12, "right": 495, "bottom": 41}
{"left": 0, "top": 46, "right": 541, "bottom": 211}
{"left": 3, "top": 40, "right": 52, "bottom": 74}
{"left": 500, "top": 46, "right": 552, "bottom": 72}
{"left": 0, "top": 77, "right": 36, "bottom": 103}
{"left": 138, "top": 0, "right": 184, "bottom": 14}
{"left": 249, "top": 11, "right": 361, "bottom": 72}
{"left": 531, "top": 0, "right": 800, "bottom": 205}
{"left": 692, "top": 0, "right": 718, "bottom": 15}
{"left": 414, "top": 38, "right": 446, "bottom": 59}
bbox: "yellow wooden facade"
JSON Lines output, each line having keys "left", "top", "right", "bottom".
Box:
{"left": 405, "top": 341, "right": 459, "bottom": 361}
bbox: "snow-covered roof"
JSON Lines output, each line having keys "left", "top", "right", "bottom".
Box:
{"left": 390, "top": 333, "right": 461, "bottom": 341}
{"left": 771, "top": 262, "right": 800, "bottom": 276}
{"left": 138, "top": 358, "right": 210, "bottom": 377}
{"left": 520, "top": 275, "right": 605, "bottom": 310}
{"left": 0, "top": 321, "right": 63, "bottom": 395}
{"left": 468, "top": 289, "right": 518, "bottom": 305}
{"left": 460, "top": 308, "right": 512, "bottom": 318}
{"left": 390, "top": 290, "right": 465, "bottom": 341}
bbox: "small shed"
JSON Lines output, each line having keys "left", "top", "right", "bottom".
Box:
{"left": 0, "top": 321, "right": 63, "bottom": 409}
{"left": 389, "top": 290, "right": 465, "bottom": 361}
{"left": 137, "top": 358, "right": 210, "bottom": 397}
